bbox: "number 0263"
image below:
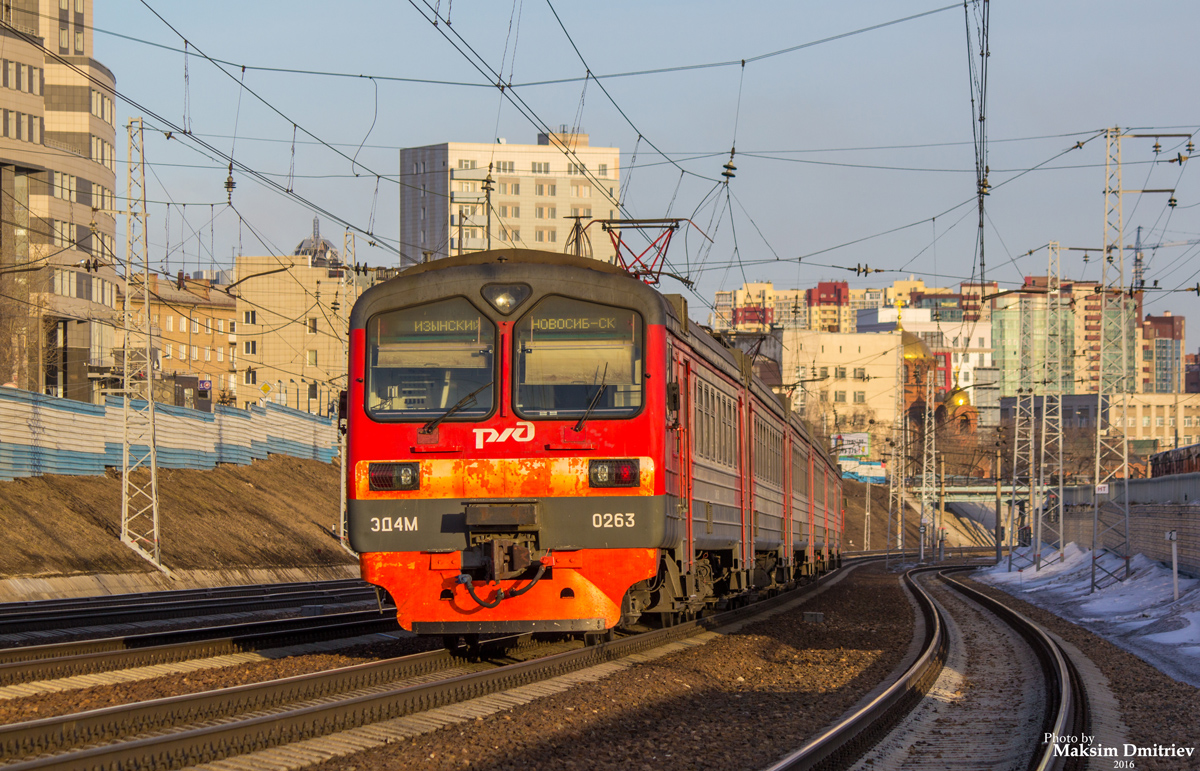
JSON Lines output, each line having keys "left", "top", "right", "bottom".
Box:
{"left": 592, "top": 512, "right": 635, "bottom": 528}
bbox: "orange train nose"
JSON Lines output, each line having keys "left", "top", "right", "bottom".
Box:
{"left": 360, "top": 548, "right": 657, "bottom": 633}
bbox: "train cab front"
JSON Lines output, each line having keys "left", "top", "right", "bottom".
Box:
{"left": 346, "top": 266, "right": 669, "bottom": 635}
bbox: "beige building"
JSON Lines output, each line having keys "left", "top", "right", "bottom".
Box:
{"left": 399, "top": 132, "right": 620, "bottom": 266}
{"left": 232, "top": 226, "right": 377, "bottom": 413}
{"left": 0, "top": 0, "right": 119, "bottom": 402}
{"left": 782, "top": 329, "right": 902, "bottom": 461}
{"left": 1116, "top": 393, "right": 1200, "bottom": 451}
{"left": 146, "top": 275, "right": 238, "bottom": 400}
{"left": 710, "top": 281, "right": 807, "bottom": 331}
{"left": 884, "top": 278, "right": 952, "bottom": 308}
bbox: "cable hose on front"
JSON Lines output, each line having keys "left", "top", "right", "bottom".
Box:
{"left": 458, "top": 562, "right": 548, "bottom": 609}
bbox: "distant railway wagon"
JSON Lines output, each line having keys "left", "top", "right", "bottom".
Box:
{"left": 1150, "top": 442, "right": 1200, "bottom": 477}
{"left": 344, "top": 249, "right": 843, "bottom": 638}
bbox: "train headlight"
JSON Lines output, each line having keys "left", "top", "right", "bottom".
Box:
{"left": 588, "top": 459, "right": 639, "bottom": 488}
{"left": 481, "top": 284, "right": 532, "bottom": 315}
{"left": 368, "top": 462, "right": 420, "bottom": 491}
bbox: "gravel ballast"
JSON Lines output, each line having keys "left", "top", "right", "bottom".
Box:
{"left": 0, "top": 635, "right": 442, "bottom": 725}
{"left": 965, "top": 576, "right": 1200, "bottom": 771}
{"left": 307, "top": 562, "right": 913, "bottom": 771}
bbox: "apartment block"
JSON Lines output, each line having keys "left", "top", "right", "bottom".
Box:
{"left": 399, "top": 132, "right": 620, "bottom": 267}
{"left": 0, "top": 0, "right": 119, "bottom": 402}
{"left": 781, "top": 329, "right": 902, "bottom": 459}
{"left": 1140, "top": 312, "right": 1185, "bottom": 394}
{"left": 233, "top": 226, "right": 373, "bottom": 414}
{"left": 960, "top": 281, "right": 998, "bottom": 322}
{"left": 806, "top": 281, "right": 853, "bottom": 332}
{"left": 148, "top": 275, "right": 237, "bottom": 406}
{"left": 710, "top": 282, "right": 807, "bottom": 331}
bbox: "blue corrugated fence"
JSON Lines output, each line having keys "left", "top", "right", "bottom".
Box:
{"left": 0, "top": 387, "right": 337, "bottom": 482}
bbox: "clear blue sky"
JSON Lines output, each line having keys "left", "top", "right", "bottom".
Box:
{"left": 97, "top": 0, "right": 1200, "bottom": 342}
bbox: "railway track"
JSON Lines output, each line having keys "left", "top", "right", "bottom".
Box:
{"left": 765, "top": 565, "right": 1087, "bottom": 771}
{"left": 0, "top": 579, "right": 377, "bottom": 637}
{"left": 0, "top": 569, "right": 852, "bottom": 770}
{"left": 0, "top": 608, "right": 403, "bottom": 687}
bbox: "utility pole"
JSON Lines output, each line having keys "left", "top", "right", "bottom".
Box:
{"left": 864, "top": 476, "right": 871, "bottom": 551}
{"left": 994, "top": 443, "right": 1002, "bottom": 563}
{"left": 119, "top": 118, "right": 169, "bottom": 576}
{"left": 337, "top": 230, "right": 357, "bottom": 556}
{"left": 1008, "top": 289, "right": 1036, "bottom": 572}
{"left": 938, "top": 454, "right": 945, "bottom": 562}
{"left": 483, "top": 167, "right": 494, "bottom": 251}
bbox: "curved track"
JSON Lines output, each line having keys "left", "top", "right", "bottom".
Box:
{"left": 765, "top": 566, "right": 1087, "bottom": 771}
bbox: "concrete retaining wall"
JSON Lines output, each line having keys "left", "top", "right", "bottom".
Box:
{"left": 1062, "top": 504, "right": 1200, "bottom": 577}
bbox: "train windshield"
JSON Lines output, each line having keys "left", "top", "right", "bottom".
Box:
{"left": 366, "top": 297, "right": 495, "bottom": 421}
{"left": 514, "top": 296, "right": 643, "bottom": 419}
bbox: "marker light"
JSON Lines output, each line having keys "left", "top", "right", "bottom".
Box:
{"left": 368, "top": 462, "right": 420, "bottom": 491}
{"left": 588, "top": 459, "right": 640, "bottom": 488}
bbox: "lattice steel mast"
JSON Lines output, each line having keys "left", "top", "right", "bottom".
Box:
{"left": 1036, "top": 242, "right": 1066, "bottom": 570}
{"left": 918, "top": 372, "right": 937, "bottom": 563}
{"left": 119, "top": 118, "right": 168, "bottom": 574}
{"left": 1007, "top": 291, "right": 1036, "bottom": 572}
{"left": 1088, "top": 128, "right": 1186, "bottom": 590}
{"left": 886, "top": 330, "right": 907, "bottom": 566}
{"left": 1091, "top": 127, "right": 1133, "bottom": 591}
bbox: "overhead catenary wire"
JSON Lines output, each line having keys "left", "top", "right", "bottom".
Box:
{"left": 75, "top": 3, "right": 959, "bottom": 91}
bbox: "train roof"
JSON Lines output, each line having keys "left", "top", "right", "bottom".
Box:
{"left": 351, "top": 249, "right": 828, "bottom": 464}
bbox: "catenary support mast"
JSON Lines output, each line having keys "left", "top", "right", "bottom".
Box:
{"left": 119, "top": 118, "right": 169, "bottom": 575}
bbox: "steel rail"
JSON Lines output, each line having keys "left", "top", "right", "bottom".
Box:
{"left": 0, "top": 634, "right": 557, "bottom": 759}
{"left": 0, "top": 610, "right": 399, "bottom": 686}
{"left": 0, "top": 648, "right": 455, "bottom": 759}
{"left": 763, "top": 565, "right": 1086, "bottom": 771}
{"left": 938, "top": 569, "right": 1087, "bottom": 771}
{"left": 763, "top": 566, "right": 949, "bottom": 771}
{"left": 0, "top": 587, "right": 378, "bottom": 635}
{"left": 1, "top": 567, "right": 854, "bottom": 771}
{"left": 0, "top": 579, "right": 366, "bottom": 617}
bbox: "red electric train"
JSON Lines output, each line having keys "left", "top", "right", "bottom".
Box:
{"left": 345, "top": 249, "right": 843, "bottom": 637}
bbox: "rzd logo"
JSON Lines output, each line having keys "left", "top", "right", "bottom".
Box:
{"left": 473, "top": 421, "right": 535, "bottom": 449}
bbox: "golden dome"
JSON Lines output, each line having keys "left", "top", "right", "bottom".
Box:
{"left": 901, "top": 330, "right": 933, "bottom": 360}
{"left": 944, "top": 386, "right": 971, "bottom": 408}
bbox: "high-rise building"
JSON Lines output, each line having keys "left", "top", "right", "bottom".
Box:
{"left": 960, "top": 280, "right": 998, "bottom": 322}
{"left": 806, "top": 281, "right": 852, "bottom": 332}
{"left": 399, "top": 132, "right": 620, "bottom": 267}
{"left": 1140, "top": 312, "right": 1185, "bottom": 394}
{"left": 990, "top": 276, "right": 1142, "bottom": 399}
{"left": 0, "top": 0, "right": 119, "bottom": 401}
{"left": 709, "top": 282, "right": 807, "bottom": 331}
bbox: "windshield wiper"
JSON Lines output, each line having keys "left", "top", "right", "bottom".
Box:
{"left": 421, "top": 381, "right": 492, "bottom": 434}
{"left": 573, "top": 365, "right": 609, "bottom": 433}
